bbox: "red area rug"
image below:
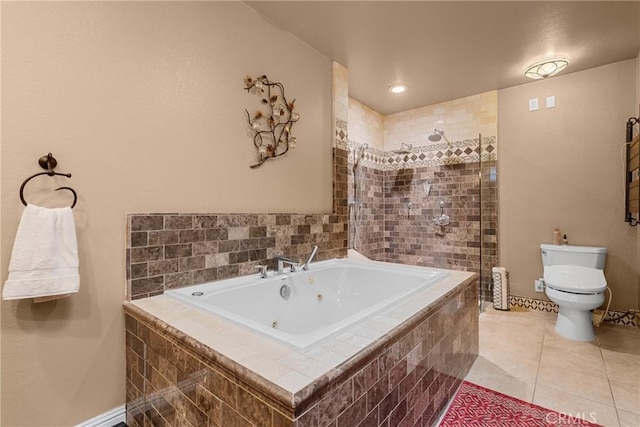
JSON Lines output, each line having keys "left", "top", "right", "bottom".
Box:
{"left": 439, "top": 381, "right": 602, "bottom": 426}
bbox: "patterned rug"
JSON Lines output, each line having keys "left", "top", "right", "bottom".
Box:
{"left": 439, "top": 381, "right": 602, "bottom": 426}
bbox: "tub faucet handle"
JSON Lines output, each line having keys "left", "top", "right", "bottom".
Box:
{"left": 255, "top": 265, "right": 268, "bottom": 278}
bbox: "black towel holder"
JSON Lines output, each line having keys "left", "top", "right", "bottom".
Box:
{"left": 19, "top": 153, "right": 77, "bottom": 208}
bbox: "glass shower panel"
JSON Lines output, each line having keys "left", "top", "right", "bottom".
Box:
{"left": 479, "top": 133, "right": 498, "bottom": 312}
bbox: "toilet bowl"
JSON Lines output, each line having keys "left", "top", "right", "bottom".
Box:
{"left": 540, "top": 244, "right": 607, "bottom": 342}
{"left": 543, "top": 265, "right": 606, "bottom": 341}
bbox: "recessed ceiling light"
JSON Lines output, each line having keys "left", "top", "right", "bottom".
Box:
{"left": 389, "top": 84, "right": 408, "bottom": 94}
{"left": 524, "top": 58, "right": 569, "bottom": 80}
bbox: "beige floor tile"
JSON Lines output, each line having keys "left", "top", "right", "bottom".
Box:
{"left": 484, "top": 305, "right": 549, "bottom": 319}
{"left": 533, "top": 384, "right": 620, "bottom": 427}
{"left": 539, "top": 343, "right": 608, "bottom": 379}
{"left": 618, "top": 409, "right": 640, "bottom": 427}
{"left": 490, "top": 324, "right": 546, "bottom": 345}
{"left": 543, "top": 328, "right": 603, "bottom": 359}
{"left": 481, "top": 310, "right": 549, "bottom": 335}
{"left": 481, "top": 333, "right": 543, "bottom": 362}
{"left": 602, "top": 350, "right": 640, "bottom": 389}
{"left": 480, "top": 345, "right": 540, "bottom": 382}
{"left": 536, "top": 362, "right": 615, "bottom": 406}
{"left": 469, "top": 351, "right": 538, "bottom": 383}
{"left": 476, "top": 305, "right": 640, "bottom": 425}
{"left": 597, "top": 325, "right": 640, "bottom": 356}
{"left": 611, "top": 380, "right": 640, "bottom": 415}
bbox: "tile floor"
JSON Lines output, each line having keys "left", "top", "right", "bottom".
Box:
{"left": 464, "top": 306, "right": 640, "bottom": 427}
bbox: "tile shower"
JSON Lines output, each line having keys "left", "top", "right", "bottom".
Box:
{"left": 344, "top": 86, "right": 499, "bottom": 304}
{"left": 346, "top": 139, "right": 498, "bottom": 303}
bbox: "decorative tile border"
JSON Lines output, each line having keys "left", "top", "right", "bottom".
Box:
{"left": 346, "top": 136, "right": 496, "bottom": 171}
{"left": 335, "top": 119, "right": 348, "bottom": 148}
{"left": 509, "top": 295, "right": 558, "bottom": 313}
{"left": 509, "top": 295, "right": 637, "bottom": 327}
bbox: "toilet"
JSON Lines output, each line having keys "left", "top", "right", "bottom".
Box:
{"left": 540, "top": 244, "right": 607, "bottom": 342}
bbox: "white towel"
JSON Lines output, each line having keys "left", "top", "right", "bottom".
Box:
{"left": 3, "top": 204, "right": 79, "bottom": 300}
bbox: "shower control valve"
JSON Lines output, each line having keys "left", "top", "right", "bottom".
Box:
{"left": 433, "top": 214, "right": 450, "bottom": 226}
{"left": 433, "top": 200, "right": 450, "bottom": 226}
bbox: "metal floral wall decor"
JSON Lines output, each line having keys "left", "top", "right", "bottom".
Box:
{"left": 243, "top": 75, "right": 300, "bottom": 168}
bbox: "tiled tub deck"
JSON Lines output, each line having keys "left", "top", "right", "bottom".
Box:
{"left": 124, "top": 269, "right": 478, "bottom": 427}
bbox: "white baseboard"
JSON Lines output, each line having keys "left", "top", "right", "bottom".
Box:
{"left": 75, "top": 405, "right": 126, "bottom": 427}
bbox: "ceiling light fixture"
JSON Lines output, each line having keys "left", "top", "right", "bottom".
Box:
{"left": 524, "top": 58, "right": 569, "bottom": 80}
{"left": 389, "top": 84, "right": 408, "bottom": 94}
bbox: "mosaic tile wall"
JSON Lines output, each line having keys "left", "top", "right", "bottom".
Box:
{"left": 124, "top": 276, "right": 478, "bottom": 426}
{"left": 126, "top": 213, "right": 347, "bottom": 300}
{"left": 383, "top": 162, "right": 481, "bottom": 271}
{"left": 348, "top": 144, "right": 385, "bottom": 259}
{"left": 334, "top": 147, "right": 349, "bottom": 217}
{"left": 348, "top": 137, "right": 498, "bottom": 301}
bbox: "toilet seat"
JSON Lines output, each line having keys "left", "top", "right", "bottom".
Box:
{"left": 543, "top": 265, "right": 606, "bottom": 294}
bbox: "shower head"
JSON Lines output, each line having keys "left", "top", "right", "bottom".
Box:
{"left": 428, "top": 129, "right": 452, "bottom": 146}
{"left": 391, "top": 142, "right": 413, "bottom": 154}
{"left": 428, "top": 129, "right": 444, "bottom": 142}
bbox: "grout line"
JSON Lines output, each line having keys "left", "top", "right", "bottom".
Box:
{"left": 481, "top": 307, "right": 639, "bottom": 426}
{"left": 598, "top": 338, "right": 623, "bottom": 427}
{"left": 531, "top": 318, "right": 550, "bottom": 404}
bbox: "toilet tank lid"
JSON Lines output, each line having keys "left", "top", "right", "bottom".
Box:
{"left": 543, "top": 265, "right": 607, "bottom": 293}
{"left": 540, "top": 244, "right": 607, "bottom": 254}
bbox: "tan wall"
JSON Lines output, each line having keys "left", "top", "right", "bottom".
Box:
{"left": 1, "top": 2, "right": 331, "bottom": 425}
{"left": 498, "top": 59, "right": 639, "bottom": 312}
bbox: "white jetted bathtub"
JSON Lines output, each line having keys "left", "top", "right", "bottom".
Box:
{"left": 166, "top": 258, "right": 448, "bottom": 351}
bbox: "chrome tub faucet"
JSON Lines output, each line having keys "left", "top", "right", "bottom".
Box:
{"left": 302, "top": 245, "right": 319, "bottom": 271}
{"left": 274, "top": 255, "right": 300, "bottom": 274}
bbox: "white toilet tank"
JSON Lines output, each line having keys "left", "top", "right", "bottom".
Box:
{"left": 540, "top": 244, "right": 607, "bottom": 270}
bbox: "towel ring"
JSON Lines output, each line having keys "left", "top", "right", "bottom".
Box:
{"left": 19, "top": 153, "right": 77, "bottom": 208}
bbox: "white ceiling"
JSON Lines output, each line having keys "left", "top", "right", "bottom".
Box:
{"left": 244, "top": 1, "right": 640, "bottom": 115}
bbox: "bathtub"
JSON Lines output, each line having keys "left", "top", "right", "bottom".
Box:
{"left": 125, "top": 259, "right": 479, "bottom": 426}
{"left": 166, "top": 258, "right": 448, "bottom": 351}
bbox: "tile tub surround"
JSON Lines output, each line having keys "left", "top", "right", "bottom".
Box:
{"left": 127, "top": 213, "right": 348, "bottom": 300}
{"left": 124, "top": 268, "right": 478, "bottom": 426}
